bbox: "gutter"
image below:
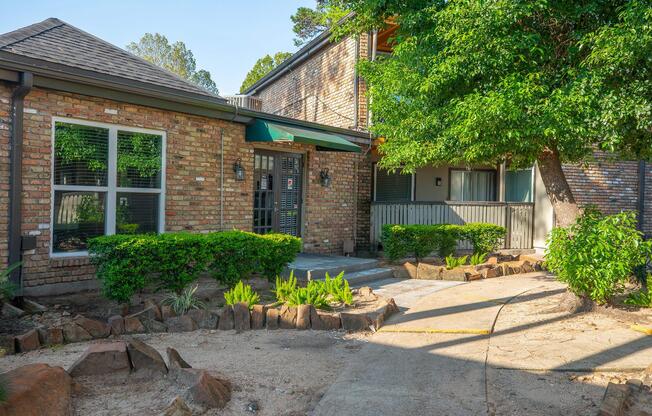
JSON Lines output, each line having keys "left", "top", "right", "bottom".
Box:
{"left": 8, "top": 71, "right": 33, "bottom": 291}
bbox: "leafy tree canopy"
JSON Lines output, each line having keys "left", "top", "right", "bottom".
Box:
{"left": 291, "top": 2, "right": 349, "bottom": 46}
{"left": 127, "top": 33, "right": 219, "bottom": 95}
{"left": 329, "top": 0, "right": 652, "bottom": 225}
{"left": 240, "top": 52, "right": 293, "bottom": 93}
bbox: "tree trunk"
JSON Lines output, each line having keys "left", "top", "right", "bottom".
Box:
{"left": 536, "top": 147, "right": 580, "bottom": 227}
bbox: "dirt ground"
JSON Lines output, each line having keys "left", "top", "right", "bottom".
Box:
{"left": 0, "top": 329, "right": 369, "bottom": 416}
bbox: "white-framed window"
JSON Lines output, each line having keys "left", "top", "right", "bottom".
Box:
{"left": 51, "top": 117, "right": 166, "bottom": 257}
{"left": 373, "top": 164, "right": 415, "bottom": 202}
{"left": 449, "top": 169, "right": 497, "bottom": 201}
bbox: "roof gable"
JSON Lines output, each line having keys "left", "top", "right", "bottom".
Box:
{"left": 0, "top": 18, "right": 223, "bottom": 101}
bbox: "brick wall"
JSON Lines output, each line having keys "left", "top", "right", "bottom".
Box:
{"left": 0, "top": 83, "right": 11, "bottom": 269}
{"left": 562, "top": 152, "right": 641, "bottom": 215}
{"left": 0, "top": 86, "right": 368, "bottom": 291}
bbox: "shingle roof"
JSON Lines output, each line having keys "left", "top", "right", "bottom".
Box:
{"left": 0, "top": 18, "right": 223, "bottom": 100}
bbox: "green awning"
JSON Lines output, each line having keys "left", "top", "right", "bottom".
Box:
{"left": 245, "top": 119, "right": 361, "bottom": 152}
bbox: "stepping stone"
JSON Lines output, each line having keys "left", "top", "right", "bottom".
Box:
{"left": 68, "top": 341, "right": 131, "bottom": 377}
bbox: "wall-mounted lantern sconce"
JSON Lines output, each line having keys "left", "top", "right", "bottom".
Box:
{"left": 320, "top": 168, "right": 331, "bottom": 187}
{"left": 435, "top": 177, "right": 442, "bottom": 187}
{"left": 233, "top": 158, "right": 245, "bottom": 181}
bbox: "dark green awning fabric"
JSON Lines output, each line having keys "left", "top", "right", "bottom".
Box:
{"left": 245, "top": 119, "right": 361, "bottom": 152}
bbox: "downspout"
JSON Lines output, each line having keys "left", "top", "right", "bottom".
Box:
{"left": 352, "top": 35, "right": 360, "bottom": 130}
{"left": 8, "top": 72, "right": 33, "bottom": 292}
{"left": 221, "top": 104, "right": 240, "bottom": 230}
{"left": 639, "top": 160, "right": 647, "bottom": 236}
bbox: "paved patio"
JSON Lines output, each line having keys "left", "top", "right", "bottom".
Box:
{"left": 311, "top": 273, "right": 652, "bottom": 416}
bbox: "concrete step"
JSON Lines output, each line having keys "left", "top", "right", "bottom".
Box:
{"left": 284, "top": 254, "right": 381, "bottom": 280}
{"left": 343, "top": 267, "right": 395, "bottom": 287}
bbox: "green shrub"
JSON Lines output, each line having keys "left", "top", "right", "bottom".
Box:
{"left": 470, "top": 252, "right": 488, "bottom": 266}
{"left": 445, "top": 255, "right": 468, "bottom": 269}
{"left": 546, "top": 209, "right": 652, "bottom": 304}
{"left": 88, "top": 231, "right": 301, "bottom": 303}
{"left": 162, "top": 284, "right": 206, "bottom": 315}
{"left": 274, "top": 272, "right": 298, "bottom": 303}
{"left": 224, "top": 281, "right": 260, "bottom": 310}
{"left": 0, "top": 262, "right": 20, "bottom": 303}
{"left": 437, "top": 225, "right": 461, "bottom": 257}
{"left": 461, "top": 223, "right": 506, "bottom": 254}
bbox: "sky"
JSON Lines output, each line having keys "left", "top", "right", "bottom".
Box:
{"left": 0, "top": 0, "right": 316, "bottom": 95}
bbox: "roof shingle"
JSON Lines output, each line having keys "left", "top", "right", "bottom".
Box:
{"left": 0, "top": 18, "right": 223, "bottom": 100}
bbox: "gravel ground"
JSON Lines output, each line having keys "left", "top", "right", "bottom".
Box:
{"left": 0, "top": 329, "right": 370, "bottom": 416}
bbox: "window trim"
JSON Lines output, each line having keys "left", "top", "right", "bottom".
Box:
{"left": 447, "top": 168, "right": 498, "bottom": 202}
{"left": 373, "top": 163, "right": 415, "bottom": 202}
{"left": 50, "top": 117, "right": 166, "bottom": 258}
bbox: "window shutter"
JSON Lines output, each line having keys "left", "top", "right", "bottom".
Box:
{"left": 375, "top": 168, "right": 412, "bottom": 202}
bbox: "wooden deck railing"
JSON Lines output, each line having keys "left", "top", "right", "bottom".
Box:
{"left": 370, "top": 201, "right": 535, "bottom": 250}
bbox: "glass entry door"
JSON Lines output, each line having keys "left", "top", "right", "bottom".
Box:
{"left": 253, "top": 150, "right": 303, "bottom": 236}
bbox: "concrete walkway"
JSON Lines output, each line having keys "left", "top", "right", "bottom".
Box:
{"left": 311, "top": 273, "right": 652, "bottom": 416}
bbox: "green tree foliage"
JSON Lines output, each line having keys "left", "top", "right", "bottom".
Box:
{"left": 291, "top": 2, "right": 348, "bottom": 46}
{"left": 330, "top": 0, "right": 652, "bottom": 226}
{"left": 240, "top": 52, "right": 292, "bottom": 93}
{"left": 127, "top": 33, "right": 219, "bottom": 94}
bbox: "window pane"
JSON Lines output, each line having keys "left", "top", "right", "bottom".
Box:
{"left": 117, "top": 131, "right": 163, "bottom": 188}
{"left": 116, "top": 193, "right": 159, "bottom": 234}
{"left": 450, "top": 170, "right": 496, "bottom": 201}
{"left": 506, "top": 168, "right": 533, "bottom": 202}
{"left": 53, "top": 191, "right": 106, "bottom": 253}
{"left": 375, "top": 168, "right": 412, "bottom": 202}
{"left": 54, "top": 122, "right": 109, "bottom": 186}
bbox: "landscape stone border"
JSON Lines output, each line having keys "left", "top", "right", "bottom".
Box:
{"left": 1, "top": 288, "right": 398, "bottom": 356}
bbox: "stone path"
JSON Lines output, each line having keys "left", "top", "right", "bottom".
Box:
{"left": 311, "top": 273, "right": 652, "bottom": 416}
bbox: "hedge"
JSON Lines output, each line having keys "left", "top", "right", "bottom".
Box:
{"left": 87, "top": 231, "right": 301, "bottom": 303}
{"left": 381, "top": 223, "right": 506, "bottom": 262}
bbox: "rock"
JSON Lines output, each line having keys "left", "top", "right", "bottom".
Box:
{"left": 521, "top": 260, "right": 535, "bottom": 273}
{"left": 187, "top": 309, "right": 218, "bottom": 330}
{"left": 403, "top": 261, "right": 418, "bottom": 279}
{"left": 372, "top": 298, "right": 399, "bottom": 330}
{"left": 265, "top": 308, "right": 279, "bottom": 330}
{"left": 21, "top": 299, "right": 47, "bottom": 314}
{"left": 167, "top": 347, "right": 192, "bottom": 369}
{"left": 62, "top": 322, "right": 93, "bottom": 343}
{"left": 340, "top": 313, "right": 373, "bottom": 331}
{"left": 108, "top": 315, "right": 125, "bottom": 336}
{"left": 74, "top": 315, "right": 110, "bottom": 338}
{"left": 0, "top": 364, "right": 72, "bottom": 416}
{"left": 166, "top": 315, "right": 198, "bottom": 332}
{"left": 247, "top": 400, "right": 260, "bottom": 413}
{"left": 140, "top": 317, "right": 168, "bottom": 333}
{"left": 416, "top": 263, "right": 442, "bottom": 280}
{"left": 250, "top": 305, "right": 266, "bottom": 329}
{"left": 124, "top": 316, "right": 146, "bottom": 334}
{"left": 15, "top": 329, "right": 40, "bottom": 352}
{"left": 0, "top": 335, "right": 15, "bottom": 356}
{"left": 597, "top": 383, "right": 630, "bottom": 416}
{"left": 279, "top": 305, "right": 297, "bottom": 329}
{"left": 464, "top": 269, "right": 483, "bottom": 281}
{"left": 127, "top": 305, "right": 161, "bottom": 324}
{"left": 311, "top": 309, "right": 341, "bottom": 330}
{"left": 126, "top": 338, "right": 168, "bottom": 376}
{"left": 357, "top": 287, "right": 377, "bottom": 301}
{"left": 481, "top": 266, "right": 501, "bottom": 279}
{"left": 161, "top": 305, "right": 177, "bottom": 320}
{"left": 487, "top": 256, "right": 499, "bottom": 264}
{"left": 1, "top": 303, "right": 25, "bottom": 318}
{"left": 441, "top": 268, "right": 467, "bottom": 281}
{"left": 67, "top": 341, "right": 131, "bottom": 377}
{"left": 170, "top": 368, "right": 231, "bottom": 410}
{"left": 549, "top": 291, "right": 594, "bottom": 314}
{"left": 161, "top": 396, "right": 192, "bottom": 416}
{"left": 143, "top": 299, "right": 163, "bottom": 321}
{"left": 218, "top": 306, "right": 234, "bottom": 330}
{"left": 296, "top": 305, "right": 312, "bottom": 330}
{"left": 233, "top": 303, "right": 251, "bottom": 331}
{"left": 37, "top": 326, "right": 64, "bottom": 346}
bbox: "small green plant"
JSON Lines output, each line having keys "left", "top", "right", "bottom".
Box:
{"left": 445, "top": 255, "right": 468, "bottom": 269}
{"left": 162, "top": 284, "right": 206, "bottom": 315}
{"left": 224, "top": 281, "right": 260, "bottom": 310}
{"left": 470, "top": 252, "right": 488, "bottom": 266}
{"left": 0, "top": 262, "right": 20, "bottom": 303}
{"left": 287, "top": 282, "right": 331, "bottom": 310}
{"left": 331, "top": 279, "right": 354, "bottom": 306}
{"left": 274, "top": 271, "right": 298, "bottom": 303}
{"left": 624, "top": 275, "right": 652, "bottom": 307}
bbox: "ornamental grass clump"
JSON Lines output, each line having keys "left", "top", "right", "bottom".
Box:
{"left": 274, "top": 271, "right": 297, "bottom": 303}
{"left": 546, "top": 209, "right": 652, "bottom": 304}
{"left": 275, "top": 271, "right": 354, "bottom": 309}
{"left": 162, "top": 284, "right": 206, "bottom": 315}
{"left": 445, "top": 255, "right": 468, "bottom": 270}
{"left": 287, "top": 283, "right": 331, "bottom": 310}
{"left": 224, "top": 281, "right": 260, "bottom": 310}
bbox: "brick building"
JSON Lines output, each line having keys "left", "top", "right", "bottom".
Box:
{"left": 0, "top": 19, "right": 371, "bottom": 295}
{"left": 241, "top": 24, "right": 651, "bottom": 250}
